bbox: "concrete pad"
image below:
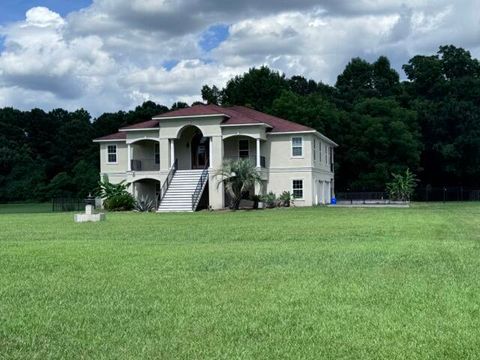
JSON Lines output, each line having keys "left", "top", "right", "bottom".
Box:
{"left": 74, "top": 213, "right": 106, "bottom": 223}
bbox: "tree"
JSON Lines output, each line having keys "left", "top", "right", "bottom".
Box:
{"left": 201, "top": 85, "right": 221, "bottom": 105}
{"left": 336, "top": 56, "right": 400, "bottom": 105}
{"left": 338, "top": 98, "right": 422, "bottom": 190}
{"left": 220, "top": 66, "right": 288, "bottom": 111}
{"left": 215, "top": 159, "right": 262, "bottom": 210}
{"left": 270, "top": 90, "right": 341, "bottom": 135}
{"left": 171, "top": 102, "right": 189, "bottom": 110}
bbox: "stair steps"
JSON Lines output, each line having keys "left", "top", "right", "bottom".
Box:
{"left": 157, "top": 169, "right": 208, "bottom": 212}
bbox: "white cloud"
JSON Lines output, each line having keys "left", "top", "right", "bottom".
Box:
{"left": 0, "top": 1, "right": 479, "bottom": 116}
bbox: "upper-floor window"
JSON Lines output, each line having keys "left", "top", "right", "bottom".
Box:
{"left": 107, "top": 145, "right": 117, "bottom": 164}
{"left": 292, "top": 179, "right": 304, "bottom": 199}
{"left": 239, "top": 139, "right": 249, "bottom": 159}
{"left": 313, "top": 139, "right": 316, "bottom": 161}
{"left": 325, "top": 144, "right": 328, "bottom": 163}
{"left": 291, "top": 137, "right": 303, "bottom": 157}
{"left": 155, "top": 143, "right": 160, "bottom": 164}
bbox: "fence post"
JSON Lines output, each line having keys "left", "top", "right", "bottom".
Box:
{"left": 443, "top": 187, "right": 447, "bottom": 203}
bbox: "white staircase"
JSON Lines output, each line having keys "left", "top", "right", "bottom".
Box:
{"left": 157, "top": 169, "right": 207, "bottom": 212}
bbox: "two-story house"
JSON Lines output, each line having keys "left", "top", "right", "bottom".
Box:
{"left": 93, "top": 104, "right": 337, "bottom": 211}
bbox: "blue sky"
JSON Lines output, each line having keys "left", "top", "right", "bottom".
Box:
{"left": 200, "top": 24, "right": 230, "bottom": 52}
{"left": 0, "top": 0, "right": 92, "bottom": 23}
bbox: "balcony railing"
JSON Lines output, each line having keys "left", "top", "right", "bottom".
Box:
{"left": 226, "top": 155, "right": 266, "bottom": 168}
{"left": 130, "top": 158, "right": 160, "bottom": 172}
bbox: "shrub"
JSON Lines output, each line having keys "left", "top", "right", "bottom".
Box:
{"left": 104, "top": 193, "right": 135, "bottom": 211}
{"left": 134, "top": 195, "right": 156, "bottom": 212}
{"left": 279, "top": 191, "right": 292, "bottom": 207}
{"left": 261, "top": 192, "right": 277, "bottom": 208}
{"left": 386, "top": 169, "right": 418, "bottom": 201}
{"left": 97, "top": 175, "right": 130, "bottom": 199}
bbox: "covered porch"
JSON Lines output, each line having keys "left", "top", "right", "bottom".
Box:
{"left": 127, "top": 139, "right": 160, "bottom": 172}
{"left": 223, "top": 135, "right": 266, "bottom": 168}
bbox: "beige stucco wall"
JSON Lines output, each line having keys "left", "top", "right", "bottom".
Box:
{"left": 159, "top": 116, "right": 224, "bottom": 139}
{"left": 222, "top": 125, "right": 266, "bottom": 140}
{"left": 99, "top": 142, "right": 128, "bottom": 173}
{"left": 266, "top": 134, "right": 313, "bottom": 168}
{"left": 126, "top": 130, "right": 159, "bottom": 144}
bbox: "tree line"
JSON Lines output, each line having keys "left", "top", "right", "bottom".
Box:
{"left": 1, "top": 44, "right": 479, "bottom": 202}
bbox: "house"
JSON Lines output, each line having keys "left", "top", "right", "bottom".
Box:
{"left": 93, "top": 104, "right": 337, "bottom": 211}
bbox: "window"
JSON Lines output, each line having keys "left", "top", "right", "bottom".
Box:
{"left": 292, "top": 180, "right": 304, "bottom": 199}
{"left": 154, "top": 143, "right": 160, "bottom": 164}
{"left": 291, "top": 137, "right": 303, "bottom": 157}
{"left": 107, "top": 145, "right": 117, "bottom": 163}
{"left": 239, "top": 139, "right": 249, "bottom": 159}
{"left": 313, "top": 139, "right": 316, "bottom": 161}
{"left": 324, "top": 144, "right": 328, "bottom": 163}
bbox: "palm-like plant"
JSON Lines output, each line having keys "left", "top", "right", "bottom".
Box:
{"left": 386, "top": 169, "right": 418, "bottom": 201}
{"left": 215, "top": 159, "right": 262, "bottom": 210}
{"left": 97, "top": 175, "right": 130, "bottom": 199}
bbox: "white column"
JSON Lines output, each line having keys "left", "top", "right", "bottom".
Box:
{"left": 127, "top": 144, "right": 132, "bottom": 171}
{"left": 170, "top": 139, "right": 175, "bottom": 167}
{"left": 209, "top": 137, "right": 213, "bottom": 168}
{"left": 256, "top": 138, "right": 261, "bottom": 168}
{"left": 322, "top": 181, "right": 325, "bottom": 204}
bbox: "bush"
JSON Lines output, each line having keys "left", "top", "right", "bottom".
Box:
{"left": 386, "top": 169, "right": 418, "bottom": 201}
{"left": 134, "top": 195, "right": 156, "bottom": 212}
{"left": 261, "top": 192, "right": 277, "bottom": 208}
{"left": 104, "top": 193, "right": 135, "bottom": 211}
{"left": 278, "top": 191, "right": 292, "bottom": 207}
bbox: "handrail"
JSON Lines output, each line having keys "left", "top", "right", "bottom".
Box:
{"left": 159, "top": 159, "right": 177, "bottom": 204}
{"left": 191, "top": 162, "right": 209, "bottom": 211}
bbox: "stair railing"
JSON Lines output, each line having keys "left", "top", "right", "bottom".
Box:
{"left": 191, "top": 162, "right": 209, "bottom": 211}
{"left": 159, "top": 159, "right": 178, "bottom": 205}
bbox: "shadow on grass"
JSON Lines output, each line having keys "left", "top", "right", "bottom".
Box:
{"left": 0, "top": 203, "right": 53, "bottom": 214}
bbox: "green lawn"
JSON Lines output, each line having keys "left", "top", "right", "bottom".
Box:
{"left": 1, "top": 203, "right": 480, "bottom": 359}
{"left": 0, "top": 202, "right": 52, "bottom": 214}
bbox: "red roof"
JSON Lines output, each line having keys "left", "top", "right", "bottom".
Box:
{"left": 227, "top": 106, "right": 313, "bottom": 133}
{"left": 94, "top": 104, "right": 316, "bottom": 141}
{"left": 154, "top": 104, "right": 226, "bottom": 118}
{"left": 120, "top": 119, "right": 159, "bottom": 130}
{"left": 155, "top": 104, "right": 314, "bottom": 133}
{"left": 93, "top": 132, "right": 127, "bottom": 141}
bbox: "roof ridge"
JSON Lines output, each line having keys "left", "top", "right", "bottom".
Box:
{"left": 229, "top": 105, "right": 315, "bottom": 131}
{"left": 120, "top": 119, "right": 159, "bottom": 130}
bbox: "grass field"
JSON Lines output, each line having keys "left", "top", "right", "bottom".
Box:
{"left": 1, "top": 203, "right": 480, "bottom": 359}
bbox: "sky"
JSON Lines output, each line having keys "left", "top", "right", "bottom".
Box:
{"left": 0, "top": 0, "right": 479, "bottom": 116}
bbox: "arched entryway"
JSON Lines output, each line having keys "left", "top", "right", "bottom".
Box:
{"left": 175, "top": 125, "right": 210, "bottom": 170}
{"left": 132, "top": 178, "right": 161, "bottom": 206}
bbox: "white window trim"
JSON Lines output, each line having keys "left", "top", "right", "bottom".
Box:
{"left": 106, "top": 145, "right": 118, "bottom": 164}
{"left": 291, "top": 136, "right": 304, "bottom": 158}
{"left": 291, "top": 178, "right": 305, "bottom": 200}
{"left": 238, "top": 139, "right": 250, "bottom": 159}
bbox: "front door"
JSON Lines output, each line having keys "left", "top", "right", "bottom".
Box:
{"left": 191, "top": 133, "right": 209, "bottom": 169}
